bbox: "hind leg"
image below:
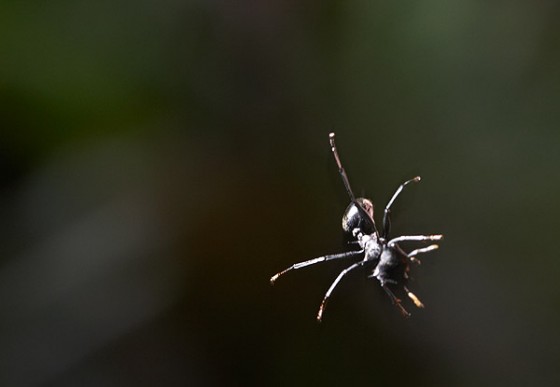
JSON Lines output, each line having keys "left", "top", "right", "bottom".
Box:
{"left": 316, "top": 261, "right": 365, "bottom": 322}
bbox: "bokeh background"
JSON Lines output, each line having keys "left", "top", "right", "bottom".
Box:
{"left": 1, "top": 1, "right": 560, "bottom": 386}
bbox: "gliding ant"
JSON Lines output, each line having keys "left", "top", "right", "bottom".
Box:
{"left": 270, "top": 133, "right": 443, "bottom": 321}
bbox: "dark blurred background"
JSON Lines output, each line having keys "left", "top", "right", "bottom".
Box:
{"left": 1, "top": 1, "right": 560, "bottom": 386}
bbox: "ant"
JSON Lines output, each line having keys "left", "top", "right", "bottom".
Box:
{"left": 270, "top": 133, "right": 443, "bottom": 321}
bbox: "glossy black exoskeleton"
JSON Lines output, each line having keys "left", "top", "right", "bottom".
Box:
{"left": 270, "top": 133, "right": 443, "bottom": 321}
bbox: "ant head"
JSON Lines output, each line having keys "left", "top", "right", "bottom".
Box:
{"left": 329, "top": 133, "right": 377, "bottom": 236}
{"left": 342, "top": 198, "right": 376, "bottom": 235}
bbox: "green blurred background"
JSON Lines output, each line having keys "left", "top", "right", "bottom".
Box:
{"left": 1, "top": 1, "right": 559, "bottom": 386}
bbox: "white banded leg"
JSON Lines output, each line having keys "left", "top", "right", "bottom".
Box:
{"left": 407, "top": 244, "right": 439, "bottom": 264}
{"left": 270, "top": 250, "right": 363, "bottom": 285}
{"left": 389, "top": 234, "right": 443, "bottom": 245}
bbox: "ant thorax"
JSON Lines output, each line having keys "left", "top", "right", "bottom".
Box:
{"left": 357, "top": 232, "right": 382, "bottom": 260}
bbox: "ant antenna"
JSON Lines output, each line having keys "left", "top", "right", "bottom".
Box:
{"left": 329, "top": 133, "right": 355, "bottom": 202}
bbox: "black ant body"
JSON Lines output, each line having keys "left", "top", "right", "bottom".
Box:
{"left": 270, "top": 133, "right": 443, "bottom": 321}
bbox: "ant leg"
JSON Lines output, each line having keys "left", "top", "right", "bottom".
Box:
{"left": 404, "top": 286, "right": 424, "bottom": 308}
{"left": 270, "top": 250, "right": 363, "bottom": 285}
{"left": 316, "top": 261, "right": 364, "bottom": 322}
{"left": 388, "top": 234, "right": 443, "bottom": 245}
{"left": 395, "top": 243, "right": 440, "bottom": 265}
{"left": 407, "top": 244, "right": 439, "bottom": 264}
{"left": 382, "top": 285, "right": 411, "bottom": 317}
{"left": 382, "top": 177, "right": 421, "bottom": 239}
{"left": 329, "top": 132, "right": 356, "bottom": 202}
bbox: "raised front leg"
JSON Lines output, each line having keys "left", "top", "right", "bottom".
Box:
{"left": 382, "top": 176, "right": 421, "bottom": 239}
